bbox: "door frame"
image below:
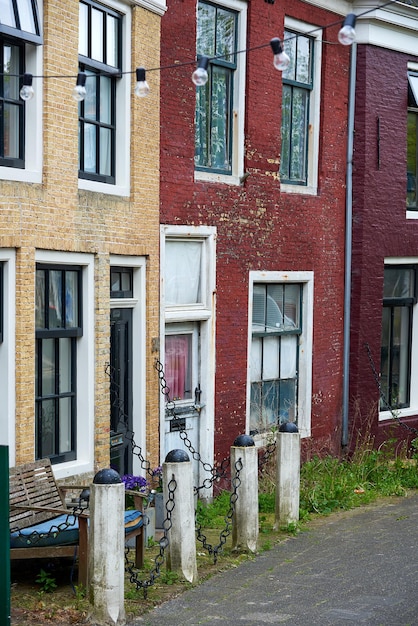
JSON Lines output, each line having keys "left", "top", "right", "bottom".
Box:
{"left": 160, "top": 225, "right": 216, "bottom": 496}
{"left": 110, "top": 255, "right": 146, "bottom": 476}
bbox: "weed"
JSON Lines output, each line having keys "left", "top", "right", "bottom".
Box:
{"left": 35, "top": 568, "right": 57, "bottom": 593}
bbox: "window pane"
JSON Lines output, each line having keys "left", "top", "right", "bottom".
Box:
{"left": 216, "top": 7, "right": 236, "bottom": 62}
{"left": 280, "top": 335, "right": 297, "bottom": 378}
{"left": 3, "top": 103, "right": 20, "bottom": 158}
{"left": 197, "top": 2, "right": 215, "bottom": 56}
{"left": 84, "top": 72, "right": 97, "bottom": 120}
{"left": 91, "top": 7, "right": 104, "bottom": 62}
{"left": 210, "top": 66, "right": 230, "bottom": 170}
{"left": 16, "top": 0, "right": 36, "bottom": 33}
{"left": 250, "top": 336, "right": 262, "bottom": 382}
{"left": 59, "top": 338, "right": 71, "bottom": 393}
{"left": 407, "top": 112, "right": 417, "bottom": 209}
{"left": 107, "top": 14, "right": 118, "bottom": 67}
{"left": 79, "top": 2, "right": 88, "bottom": 56}
{"left": 100, "top": 76, "right": 111, "bottom": 123}
{"left": 263, "top": 336, "right": 280, "bottom": 380}
{"left": 39, "top": 399, "right": 55, "bottom": 457}
{"left": 195, "top": 81, "right": 210, "bottom": 167}
{"left": 99, "top": 127, "right": 111, "bottom": 175}
{"left": 383, "top": 268, "right": 415, "bottom": 298}
{"left": 290, "top": 88, "right": 308, "bottom": 181}
{"left": 35, "top": 270, "right": 45, "bottom": 328}
{"left": 252, "top": 284, "right": 266, "bottom": 330}
{"left": 380, "top": 306, "right": 390, "bottom": 408}
{"left": 165, "top": 334, "right": 192, "bottom": 400}
{"left": 3, "top": 45, "right": 20, "bottom": 99}
{"left": 59, "top": 397, "right": 72, "bottom": 453}
{"left": 42, "top": 338, "right": 55, "bottom": 395}
{"left": 392, "top": 306, "right": 410, "bottom": 406}
{"left": 283, "top": 32, "right": 296, "bottom": 81}
{"left": 278, "top": 379, "right": 297, "bottom": 423}
{"left": 65, "top": 271, "right": 78, "bottom": 327}
{"left": 296, "top": 35, "right": 311, "bottom": 84}
{"left": 0, "top": 0, "right": 16, "bottom": 27}
{"left": 165, "top": 240, "right": 202, "bottom": 305}
{"left": 283, "top": 284, "right": 300, "bottom": 328}
{"left": 280, "top": 85, "right": 291, "bottom": 179}
{"left": 266, "top": 284, "right": 284, "bottom": 330}
{"left": 84, "top": 123, "right": 96, "bottom": 172}
{"left": 49, "top": 270, "right": 63, "bottom": 328}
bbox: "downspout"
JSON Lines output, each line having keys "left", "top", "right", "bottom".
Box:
{"left": 342, "top": 42, "right": 357, "bottom": 448}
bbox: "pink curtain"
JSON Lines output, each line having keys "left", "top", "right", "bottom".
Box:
{"left": 165, "top": 336, "right": 190, "bottom": 400}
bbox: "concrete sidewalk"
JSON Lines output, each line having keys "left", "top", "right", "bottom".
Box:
{"left": 132, "top": 491, "right": 418, "bottom": 626}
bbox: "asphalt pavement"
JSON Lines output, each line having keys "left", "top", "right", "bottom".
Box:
{"left": 131, "top": 491, "right": 418, "bottom": 626}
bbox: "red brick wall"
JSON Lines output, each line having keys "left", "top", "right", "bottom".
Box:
{"left": 350, "top": 44, "right": 418, "bottom": 445}
{"left": 160, "top": 0, "right": 350, "bottom": 463}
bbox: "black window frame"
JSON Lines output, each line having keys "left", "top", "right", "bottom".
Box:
{"left": 78, "top": 0, "right": 122, "bottom": 185}
{"left": 0, "top": 38, "right": 25, "bottom": 168}
{"left": 407, "top": 72, "right": 418, "bottom": 211}
{"left": 35, "top": 264, "right": 83, "bottom": 464}
{"left": 110, "top": 266, "right": 133, "bottom": 298}
{"left": 380, "top": 265, "right": 418, "bottom": 411}
{"left": 0, "top": 0, "right": 42, "bottom": 45}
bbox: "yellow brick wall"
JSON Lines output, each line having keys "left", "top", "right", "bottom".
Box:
{"left": 1, "top": 0, "right": 162, "bottom": 475}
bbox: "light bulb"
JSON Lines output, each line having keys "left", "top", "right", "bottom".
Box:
{"left": 20, "top": 73, "right": 34, "bottom": 101}
{"left": 192, "top": 56, "right": 209, "bottom": 86}
{"left": 134, "top": 67, "right": 150, "bottom": 97}
{"left": 338, "top": 14, "right": 357, "bottom": 46}
{"left": 72, "top": 72, "right": 87, "bottom": 102}
{"left": 270, "top": 38, "right": 290, "bottom": 72}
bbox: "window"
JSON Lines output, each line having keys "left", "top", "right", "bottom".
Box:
{"left": 407, "top": 72, "right": 418, "bottom": 211}
{"left": 0, "top": 0, "right": 41, "bottom": 171}
{"left": 247, "top": 271, "right": 313, "bottom": 439}
{"left": 280, "top": 19, "right": 321, "bottom": 194}
{"left": 194, "top": 0, "right": 246, "bottom": 184}
{"left": 250, "top": 283, "right": 302, "bottom": 433}
{"left": 380, "top": 266, "right": 417, "bottom": 410}
{"left": 35, "top": 265, "right": 82, "bottom": 464}
{"left": 78, "top": 0, "right": 122, "bottom": 184}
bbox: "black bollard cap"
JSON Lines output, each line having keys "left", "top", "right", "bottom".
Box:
{"left": 279, "top": 422, "right": 299, "bottom": 433}
{"left": 233, "top": 434, "right": 255, "bottom": 447}
{"left": 165, "top": 449, "right": 190, "bottom": 463}
{"left": 93, "top": 468, "right": 122, "bottom": 484}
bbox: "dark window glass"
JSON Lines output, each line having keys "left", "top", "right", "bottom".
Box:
{"left": 407, "top": 73, "right": 418, "bottom": 210}
{"left": 110, "top": 266, "right": 133, "bottom": 298}
{"left": 0, "top": 40, "right": 25, "bottom": 168}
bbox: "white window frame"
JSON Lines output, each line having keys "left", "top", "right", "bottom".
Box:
{"left": 0, "top": 22, "right": 43, "bottom": 183}
{"left": 35, "top": 249, "right": 95, "bottom": 479}
{"left": 247, "top": 270, "right": 313, "bottom": 441}
{"left": 0, "top": 249, "right": 16, "bottom": 466}
{"left": 280, "top": 17, "right": 322, "bottom": 197}
{"left": 110, "top": 255, "right": 146, "bottom": 475}
{"left": 78, "top": 0, "right": 131, "bottom": 197}
{"left": 194, "top": 0, "right": 247, "bottom": 187}
{"left": 379, "top": 257, "right": 418, "bottom": 422}
{"left": 160, "top": 224, "right": 216, "bottom": 488}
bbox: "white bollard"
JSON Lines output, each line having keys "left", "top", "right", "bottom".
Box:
{"left": 88, "top": 469, "right": 125, "bottom": 626}
{"left": 275, "top": 428, "right": 301, "bottom": 528}
{"left": 163, "top": 450, "right": 198, "bottom": 584}
{"left": 231, "top": 435, "right": 259, "bottom": 553}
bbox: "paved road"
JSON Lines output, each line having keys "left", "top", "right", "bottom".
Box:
{"left": 131, "top": 492, "right": 418, "bottom": 625}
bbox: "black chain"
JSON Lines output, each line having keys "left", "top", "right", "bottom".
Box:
{"left": 11, "top": 501, "right": 87, "bottom": 546}
{"left": 195, "top": 457, "right": 242, "bottom": 564}
{"left": 258, "top": 439, "right": 277, "bottom": 474}
{"left": 154, "top": 359, "right": 231, "bottom": 492}
{"left": 125, "top": 475, "right": 177, "bottom": 599}
{"left": 364, "top": 342, "right": 418, "bottom": 436}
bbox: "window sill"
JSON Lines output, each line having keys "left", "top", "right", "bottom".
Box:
{"left": 379, "top": 407, "right": 418, "bottom": 422}
{"left": 195, "top": 171, "right": 242, "bottom": 186}
{"left": 51, "top": 459, "right": 94, "bottom": 481}
{"left": 78, "top": 177, "right": 130, "bottom": 197}
{"left": 406, "top": 210, "right": 418, "bottom": 220}
{"left": 0, "top": 167, "right": 42, "bottom": 184}
{"left": 281, "top": 183, "right": 318, "bottom": 196}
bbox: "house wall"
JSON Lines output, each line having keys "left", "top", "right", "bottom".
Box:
{"left": 160, "top": 0, "right": 350, "bottom": 465}
{"left": 0, "top": 0, "right": 162, "bottom": 475}
{"left": 350, "top": 43, "right": 418, "bottom": 445}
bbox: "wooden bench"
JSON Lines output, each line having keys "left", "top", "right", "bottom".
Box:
{"left": 9, "top": 459, "right": 145, "bottom": 588}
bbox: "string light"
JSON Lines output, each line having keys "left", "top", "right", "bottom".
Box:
{"left": 19, "top": 73, "right": 34, "bottom": 101}
{"left": 270, "top": 38, "right": 290, "bottom": 71}
{"left": 1, "top": 1, "right": 401, "bottom": 97}
{"left": 72, "top": 72, "right": 87, "bottom": 101}
{"left": 134, "top": 67, "right": 150, "bottom": 97}
{"left": 338, "top": 14, "right": 357, "bottom": 46}
{"left": 192, "top": 56, "right": 209, "bottom": 87}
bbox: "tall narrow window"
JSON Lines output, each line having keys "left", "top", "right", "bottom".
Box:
{"left": 195, "top": 0, "right": 238, "bottom": 174}
{"left": 407, "top": 72, "right": 418, "bottom": 210}
{"left": 280, "top": 29, "right": 313, "bottom": 186}
{"left": 0, "top": 0, "right": 41, "bottom": 169}
{"left": 250, "top": 283, "right": 302, "bottom": 434}
{"left": 78, "top": 0, "right": 122, "bottom": 184}
{"left": 380, "top": 266, "right": 417, "bottom": 410}
{"left": 35, "top": 265, "right": 82, "bottom": 463}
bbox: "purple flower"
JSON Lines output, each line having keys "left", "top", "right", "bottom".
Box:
{"left": 121, "top": 474, "right": 147, "bottom": 492}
